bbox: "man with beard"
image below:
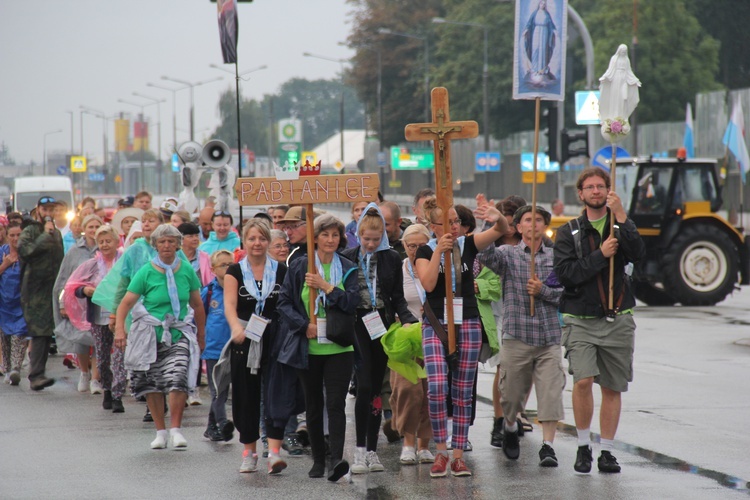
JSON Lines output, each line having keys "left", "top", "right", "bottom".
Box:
{"left": 553, "top": 168, "right": 644, "bottom": 474}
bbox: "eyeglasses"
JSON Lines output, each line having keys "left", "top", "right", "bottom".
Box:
{"left": 270, "top": 243, "right": 290, "bottom": 251}
{"left": 432, "top": 219, "right": 462, "bottom": 226}
{"left": 213, "top": 210, "right": 231, "bottom": 216}
{"left": 581, "top": 185, "right": 608, "bottom": 192}
{"left": 213, "top": 263, "right": 232, "bottom": 269}
{"left": 405, "top": 242, "right": 428, "bottom": 251}
{"left": 282, "top": 222, "right": 305, "bottom": 232}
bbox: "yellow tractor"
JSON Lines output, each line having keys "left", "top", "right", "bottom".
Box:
{"left": 549, "top": 156, "right": 750, "bottom": 306}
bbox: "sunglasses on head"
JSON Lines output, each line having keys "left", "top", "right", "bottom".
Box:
{"left": 39, "top": 197, "right": 57, "bottom": 205}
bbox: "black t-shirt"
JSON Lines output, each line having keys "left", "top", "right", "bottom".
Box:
{"left": 415, "top": 235, "right": 479, "bottom": 319}
{"left": 226, "top": 262, "right": 287, "bottom": 321}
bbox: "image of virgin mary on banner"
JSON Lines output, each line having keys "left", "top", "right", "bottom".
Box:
{"left": 217, "top": 0, "right": 238, "bottom": 64}
{"left": 513, "top": 0, "right": 567, "bottom": 101}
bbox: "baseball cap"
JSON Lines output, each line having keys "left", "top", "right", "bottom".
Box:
{"left": 37, "top": 196, "right": 61, "bottom": 206}
{"left": 118, "top": 196, "right": 135, "bottom": 207}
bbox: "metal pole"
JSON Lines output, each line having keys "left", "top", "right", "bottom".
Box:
{"left": 377, "top": 49, "right": 385, "bottom": 191}
{"left": 483, "top": 26, "right": 489, "bottom": 152}
{"left": 424, "top": 38, "right": 430, "bottom": 123}
{"left": 189, "top": 86, "right": 195, "bottom": 142}
{"left": 340, "top": 65, "right": 345, "bottom": 166}
{"left": 235, "top": 61, "right": 244, "bottom": 224}
{"left": 567, "top": 5, "right": 596, "bottom": 161}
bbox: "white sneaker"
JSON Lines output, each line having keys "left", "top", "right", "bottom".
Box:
{"left": 78, "top": 372, "right": 91, "bottom": 392}
{"left": 150, "top": 433, "right": 168, "bottom": 449}
{"left": 188, "top": 395, "right": 203, "bottom": 406}
{"left": 240, "top": 452, "right": 258, "bottom": 473}
{"left": 417, "top": 449, "right": 435, "bottom": 463}
{"left": 169, "top": 429, "right": 188, "bottom": 449}
{"left": 366, "top": 450, "right": 384, "bottom": 472}
{"left": 399, "top": 446, "right": 417, "bottom": 465}
{"left": 3, "top": 374, "right": 9, "bottom": 385}
{"left": 90, "top": 379, "right": 103, "bottom": 394}
{"left": 351, "top": 447, "right": 368, "bottom": 474}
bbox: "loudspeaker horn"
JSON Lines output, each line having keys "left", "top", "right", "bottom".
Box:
{"left": 176, "top": 141, "right": 203, "bottom": 164}
{"left": 202, "top": 140, "right": 232, "bottom": 168}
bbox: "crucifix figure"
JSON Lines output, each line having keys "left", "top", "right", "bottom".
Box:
{"left": 405, "top": 87, "right": 478, "bottom": 356}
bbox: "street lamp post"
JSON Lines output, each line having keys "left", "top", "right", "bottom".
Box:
{"left": 432, "top": 17, "right": 490, "bottom": 152}
{"left": 378, "top": 28, "right": 430, "bottom": 123}
{"left": 303, "top": 52, "right": 347, "bottom": 168}
{"left": 133, "top": 93, "right": 167, "bottom": 193}
{"left": 161, "top": 76, "right": 223, "bottom": 142}
{"left": 43, "top": 129, "right": 63, "bottom": 176}
{"left": 64, "top": 111, "right": 74, "bottom": 155}
{"left": 81, "top": 106, "right": 109, "bottom": 194}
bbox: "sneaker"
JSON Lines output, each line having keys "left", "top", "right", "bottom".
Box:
{"left": 239, "top": 451, "right": 258, "bottom": 473}
{"left": 204, "top": 424, "right": 218, "bottom": 440}
{"left": 282, "top": 433, "right": 304, "bottom": 456}
{"left": 417, "top": 449, "right": 435, "bottom": 464}
{"left": 382, "top": 418, "right": 401, "bottom": 443}
{"left": 219, "top": 420, "right": 235, "bottom": 442}
{"left": 399, "top": 446, "right": 417, "bottom": 465}
{"left": 150, "top": 433, "right": 167, "bottom": 449}
{"left": 3, "top": 374, "right": 9, "bottom": 384}
{"left": 62, "top": 353, "right": 76, "bottom": 369}
{"left": 267, "top": 455, "right": 287, "bottom": 475}
{"left": 539, "top": 444, "right": 559, "bottom": 467}
{"left": 78, "top": 372, "right": 91, "bottom": 392}
{"left": 169, "top": 429, "right": 188, "bottom": 449}
{"left": 598, "top": 451, "right": 621, "bottom": 473}
{"left": 296, "top": 422, "right": 309, "bottom": 447}
{"left": 351, "top": 448, "right": 368, "bottom": 474}
{"left": 90, "top": 379, "right": 103, "bottom": 394}
{"left": 430, "top": 453, "right": 449, "bottom": 478}
{"left": 465, "top": 440, "right": 473, "bottom": 452}
{"left": 102, "top": 390, "right": 113, "bottom": 410}
{"left": 366, "top": 450, "right": 384, "bottom": 472}
{"left": 143, "top": 408, "right": 153, "bottom": 422}
{"left": 446, "top": 436, "right": 453, "bottom": 450}
{"left": 9, "top": 370, "right": 20, "bottom": 386}
{"left": 450, "top": 457, "right": 472, "bottom": 477}
{"left": 574, "top": 445, "right": 593, "bottom": 473}
{"left": 490, "top": 417, "right": 504, "bottom": 448}
{"left": 187, "top": 394, "right": 203, "bottom": 406}
{"left": 327, "top": 459, "right": 350, "bottom": 482}
{"left": 308, "top": 461, "right": 326, "bottom": 478}
{"left": 502, "top": 430, "right": 520, "bottom": 460}
{"left": 29, "top": 376, "right": 55, "bottom": 391}
{"left": 111, "top": 398, "right": 125, "bottom": 413}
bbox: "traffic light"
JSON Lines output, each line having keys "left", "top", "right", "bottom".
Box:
{"left": 561, "top": 128, "right": 589, "bottom": 164}
{"left": 542, "top": 104, "right": 558, "bottom": 162}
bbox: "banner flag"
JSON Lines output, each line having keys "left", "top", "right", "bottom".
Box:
{"left": 216, "top": 0, "right": 238, "bottom": 64}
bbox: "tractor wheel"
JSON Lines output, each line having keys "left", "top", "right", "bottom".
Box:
{"left": 662, "top": 224, "right": 739, "bottom": 306}
{"left": 633, "top": 282, "right": 676, "bottom": 306}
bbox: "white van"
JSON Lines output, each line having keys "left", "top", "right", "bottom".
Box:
{"left": 11, "top": 176, "right": 75, "bottom": 215}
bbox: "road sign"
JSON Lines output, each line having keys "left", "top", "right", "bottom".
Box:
{"left": 475, "top": 152, "right": 501, "bottom": 173}
{"left": 56, "top": 165, "right": 67, "bottom": 175}
{"left": 575, "top": 91, "right": 601, "bottom": 125}
{"left": 88, "top": 172, "right": 105, "bottom": 182}
{"left": 377, "top": 152, "right": 387, "bottom": 167}
{"left": 334, "top": 161, "right": 344, "bottom": 172}
{"left": 278, "top": 119, "right": 302, "bottom": 143}
{"left": 70, "top": 155, "right": 87, "bottom": 173}
{"left": 115, "top": 175, "right": 122, "bottom": 183}
{"left": 522, "top": 171, "right": 546, "bottom": 184}
{"left": 390, "top": 146, "right": 434, "bottom": 170}
{"left": 302, "top": 151, "right": 318, "bottom": 166}
{"left": 592, "top": 145, "right": 630, "bottom": 171}
{"left": 520, "top": 152, "right": 559, "bottom": 172}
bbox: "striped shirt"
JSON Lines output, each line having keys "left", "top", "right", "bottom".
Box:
{"left": 477, "top": 241, "right": 562, "bottom": 347}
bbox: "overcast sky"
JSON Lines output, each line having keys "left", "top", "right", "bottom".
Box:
{"left": 0, "top": 0, "right": 353, "bottom": 165}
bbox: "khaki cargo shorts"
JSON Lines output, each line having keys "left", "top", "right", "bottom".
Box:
{"left": 561, "top": 314, "right": 635, "bottom": 393}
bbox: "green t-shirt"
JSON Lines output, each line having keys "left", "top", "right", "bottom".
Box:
{"left": 127, "top": 261, "right": 202, "bottom": 343}
{"left": 301, "top": 262, "right": 353, "bottom": 356}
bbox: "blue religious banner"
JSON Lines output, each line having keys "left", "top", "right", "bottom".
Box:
{"left": 512, "top": 0, "right": 568, "bottom": 101}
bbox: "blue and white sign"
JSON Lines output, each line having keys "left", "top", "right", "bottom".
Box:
{"left": 377, "top": 152, "right": 387, "bottom": 167}
{"left": 172, "top": 153, "right": 180, "bottom": 172}
{"left": 575, "top": 90, "right": 601, "bottom": 125}
{"left": 475, "top": 152, "right": 501, "bottom": 172}
{"left": 521, "top": 152, "right": 559, "bottom": 172}
{"left": 56, "top": 165, "right": 67, "bottom": 175}
{"left": 88, "top": 172, "right": 105, "bottom": 182}
{"left": 592, "top": 145, "right": 630, "bottom": 171}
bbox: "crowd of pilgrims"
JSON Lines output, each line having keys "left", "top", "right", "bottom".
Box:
{"left": 0, "top": 187, "right": 565, "bottom": 481}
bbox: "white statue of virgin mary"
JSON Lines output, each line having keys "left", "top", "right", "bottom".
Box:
{"left": 599, "top": 44, "right": 641, "bottom": 120}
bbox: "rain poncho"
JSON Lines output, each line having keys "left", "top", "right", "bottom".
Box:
{"left": 380, "top": 322, "right": 425, "bottom": 384}
{"left": 64, "top": 250, "right": 122, "bottom": 331}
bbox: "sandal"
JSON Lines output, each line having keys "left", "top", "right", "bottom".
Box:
{"left": 519, "top": 414, "right": 534, "bottom": 433}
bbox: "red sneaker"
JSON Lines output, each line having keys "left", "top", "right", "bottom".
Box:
{"left": 430, "top": 453, "right": 449, "bottom": 478}
{"left": 450, "top": 457, "right": 472, "bottom": 477}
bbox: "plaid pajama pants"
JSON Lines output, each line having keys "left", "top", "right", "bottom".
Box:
{"left": 422, "top": 317, "right": 481, "bottom": 449}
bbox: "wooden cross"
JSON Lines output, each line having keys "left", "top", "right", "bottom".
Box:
{"left": 404, "top": 87, "right": 478, "bottom": 355}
